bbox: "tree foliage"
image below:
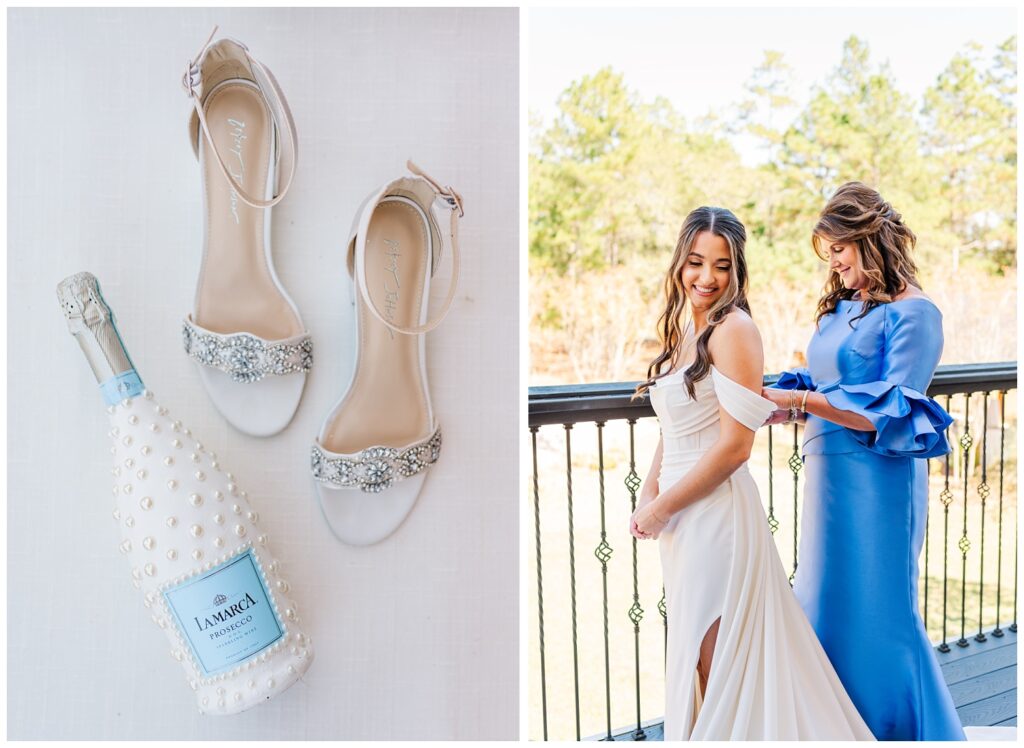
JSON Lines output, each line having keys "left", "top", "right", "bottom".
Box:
{"left": 922, "top": 38, "right": 1017, "bottom": 273}
{"left": 531, "top": 36, "right": 1016, "bottom": 278}
{"left": 529, "top": 35, "right": 1017, "bottom": 382}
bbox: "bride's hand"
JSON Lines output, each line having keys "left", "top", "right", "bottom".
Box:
{"left": 764, "top": 408, "right": 791, "bottom": 426}
{"left": 630, "top": 493, "right": 651, "bottom": 538}
{"left": 631, "top": 503, "right": 668, "bottom": 540}
{"left": 761, "top": 387, "right": 795, "bottom": 426}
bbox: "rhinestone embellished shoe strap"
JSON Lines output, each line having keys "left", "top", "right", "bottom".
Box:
{"left": 310, "top": 428, "right": 442, "bottom": 494}
{"left": 182, "top": 26, "right": 298, "bottom": 210}
{"left": 350, "top": 161, "right": 463, "bottom": 337}
{"left": 182, "top": 316, "right": 312, "bottom": 384}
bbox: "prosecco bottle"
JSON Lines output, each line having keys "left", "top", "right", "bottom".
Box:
{"left": 57, "top": 271, "right": 313, "bottom": 715}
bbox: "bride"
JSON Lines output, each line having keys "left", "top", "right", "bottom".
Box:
{"left": 629, "top": 206, "right": 874, "bottom": 740}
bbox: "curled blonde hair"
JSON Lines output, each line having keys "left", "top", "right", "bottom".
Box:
{"left": 635, "top": 207, "right": 750, "bottom": 400}
{"left": 813, "top": 182, "right": 921, "bottom": 325}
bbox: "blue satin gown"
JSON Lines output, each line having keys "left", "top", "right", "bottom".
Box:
{"left": 776, "top": 298, "right": 965, "bottom": 741}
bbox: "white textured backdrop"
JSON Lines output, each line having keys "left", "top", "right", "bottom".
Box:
{"left": 7, "top": 7, "right": 518, "bottom": 740}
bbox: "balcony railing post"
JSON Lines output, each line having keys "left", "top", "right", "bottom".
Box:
{"left": 565, "top": 424, "right": 581, "bottom": 741}
{"left": 975, "top": 393, "right": 990, "bottom": 643}
{"left": 594, "top": 422, "right": 614, "bottom": 741}
{"left": 624, "top": 419, "right": 647, "bottom": 741}
{"left": 957, "top": 394, "right": 973, "bottom": 648}
{"left": 767, "top": 426, "right": 779, "bottom": 535}
{"left": 1011, "top": 516, "right": 1018, "bottom": 634}
{"left": 789, "top": 423, "right": 801, "bottom": 583}
{"left": 530, "top": 426, "right": 549, "bottom": 740}
{"left": 938, "top": 395, "right": 954, "bottom": 653}
{"left": 993, "top": 391, "right": 1006, "bottom": 638}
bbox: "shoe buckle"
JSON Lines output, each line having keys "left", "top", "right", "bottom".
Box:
{"left": 406, "top": 159, "right": 464, "bottom": 218}
{"left": 442, "top": 187, "right": 465, "bottom": 218}
{"left": 182, "top": 26, "right": 218, "bottom": 98}
{"left": 182, "top": 60, "right": 200, "bottom": 98}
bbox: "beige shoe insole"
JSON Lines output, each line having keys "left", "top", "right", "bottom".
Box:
{"left": 324, "top": 198, "right": 431, "bottom": 453}
{"left": 196, "top": 81, "right": 301, "bottom": 340}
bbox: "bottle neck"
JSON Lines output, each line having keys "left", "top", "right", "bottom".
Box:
{"left": 57, "top": 272, "right": 146, "bottom": 405}
{"left": 98, "top": 369, "right": 146, "bottom": 406}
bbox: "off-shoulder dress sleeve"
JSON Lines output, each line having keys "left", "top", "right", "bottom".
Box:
{"left": 823, "top": 302, "right": 953, "bottom": 458}
{"left": 711, "top": 367, "right": 777, "bottom": 431}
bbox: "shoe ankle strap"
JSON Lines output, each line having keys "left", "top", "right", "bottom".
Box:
{"left": 407, "top": 160, "right": 464, "bottom": 219}
{"left": 349, "top": 160, "right": 463, "bottom": 336}
{"left": 183, "top": 26, "right": 298, "bottom": 210}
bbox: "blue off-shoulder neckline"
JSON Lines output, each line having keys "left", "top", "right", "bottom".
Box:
{"left": 836, "top": 295, "right": 938, "bottom": 308}
{"left": 836, "top": 296, "right": 941, "bottom": 317}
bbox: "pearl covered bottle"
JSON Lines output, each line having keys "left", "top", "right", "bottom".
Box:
{"left": 58, "top": 271, "right": 313, "bottom": 715}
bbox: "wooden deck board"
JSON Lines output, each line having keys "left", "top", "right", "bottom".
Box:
{"left": 940, "top": 642, "right": 1018, "bottom": 685}
{"left": 948, "top": 665, "right": 1016, "bottom": 708}
{"left": 956, "top": 689, "right": 1017, "bottom": 727}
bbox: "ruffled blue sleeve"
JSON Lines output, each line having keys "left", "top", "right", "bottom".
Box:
{"left": 774, "top": 367, "right": 815, "bottom": 391}
{"left": 824, "top": 302, "right": 953, "bottom": 458}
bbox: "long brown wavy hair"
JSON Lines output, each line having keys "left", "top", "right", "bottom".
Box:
{"left": 635, "top": 207, "right": 750, "bottom": 400}
{"left": 813, "top": 182, "right": 922, "bottom": 325}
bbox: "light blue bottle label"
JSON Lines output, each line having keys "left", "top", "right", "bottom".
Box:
{"left": 163, "top": 549, "right": 284, "bottom": 677}
{"left": 99, "top": 370, "right": 145, "bottom": 406}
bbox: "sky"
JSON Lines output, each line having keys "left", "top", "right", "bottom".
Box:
{"left": 529, "top": 6, "right": 1017, "bottom": 163}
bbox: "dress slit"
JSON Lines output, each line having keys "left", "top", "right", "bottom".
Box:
{"left": 697, "top": 616, "right": 722, "bottom": 699}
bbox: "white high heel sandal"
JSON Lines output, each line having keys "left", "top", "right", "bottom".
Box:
{"left": 180, "top": 27, "right": 311, "bottom": 437}
{"left": 311, "top": 162, "right": 463, "bottom": 545}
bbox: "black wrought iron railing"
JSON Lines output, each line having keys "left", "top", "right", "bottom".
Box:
{"left": 527, "top": 362, "right": 1017, "bottom": 741}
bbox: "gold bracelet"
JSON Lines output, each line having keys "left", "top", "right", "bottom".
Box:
{"left": 650, "top": 506, "right": 669, "bottom": 525}
{"left": 800, "top": 389, "right": 810, "bottom": 413}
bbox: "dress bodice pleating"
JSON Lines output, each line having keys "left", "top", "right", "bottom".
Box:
{"left": 651, "top": 366, "right": 774, "bottom": 484}
{"left": 650, "top": 370, "right": 718, "bottom": 435}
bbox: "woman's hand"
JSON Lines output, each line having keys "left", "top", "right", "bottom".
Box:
{"left": 630, "top": 502, "right": 669, "bottom": 540}
{"left": 630, "top": 491, "right": 653, "bottom": 537}
{"left": 761, "top": 387, "right": 797, "bottom": 426}
{"left": 761, "top": 386, "right": 793, "bottom": 409}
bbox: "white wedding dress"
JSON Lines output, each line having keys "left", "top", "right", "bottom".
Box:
{"left": 651, "top": 366, "right": 875, "bottom": 740}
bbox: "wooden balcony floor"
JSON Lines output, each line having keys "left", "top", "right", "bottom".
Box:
{"left": 941, "top": 626, "right": 1017, "bottom": 728}
{"left": 603, "top": 627, "right": 1016, "bottom": 740}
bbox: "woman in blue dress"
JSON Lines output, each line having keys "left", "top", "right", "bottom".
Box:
{"left": 762, "top": 182, "right": 965, "bottom": 741}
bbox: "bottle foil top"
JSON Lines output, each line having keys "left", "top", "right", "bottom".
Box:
{"left": 57, "top": 271, "right": 141, "bottom": 400}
